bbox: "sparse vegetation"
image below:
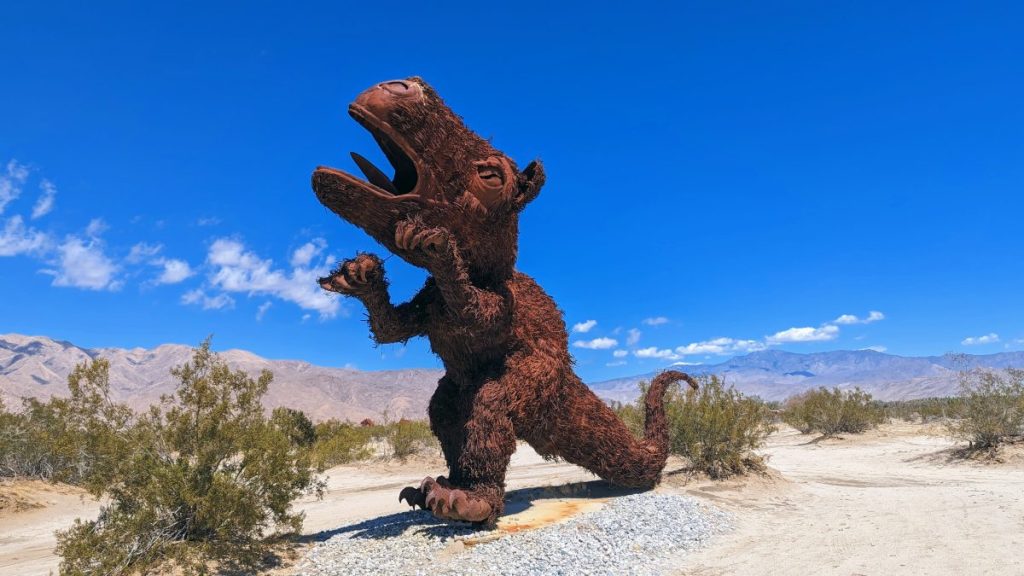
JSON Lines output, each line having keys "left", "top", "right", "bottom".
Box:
{"left": 54, "top": 340, "right": 325, "bottom": 576}
{"left": 882, "top": 397, "right": 964, "bottom": 423}
{"left": 0, "top": 359, "right": 133, "bottom": 487}
{"left": 381, "top": 417, "right": 438, "bottom": 460}
{"left": 781, "top": 387, "right": 884, "bottom": 437}
{"left": 616, "top": 375, "right": 775, "bottom": 478}
{"left": 946, "top": 367, "right": 1024, "bottom": 450}
{"left": 308, "top": 419, "right": 374, "bottom": 469}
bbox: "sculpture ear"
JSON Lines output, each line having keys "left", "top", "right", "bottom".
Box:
{"left": 514, "top": 160, "right": 546, "bottom": 211}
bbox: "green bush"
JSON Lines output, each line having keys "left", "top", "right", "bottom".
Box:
{"left": 0, "top": 359, "right": 133, "bottom": 487}
{"left": 55, "top": 340, "right": 324, "bottom": 575}
{"left": 384, "top": 419, "right": 437, "bottom": 460}
{"left": 616, "top": 375, "right": 775, "bottom": 478}
{"left": 946, "top": 367, "right": 1024, "bottom": 449}
{"left": 781, "top": 387, "right": 884, "bottom": 436}
{"left": 882, "top": 397, "right": 964, "bottom": 423}
{"left": 308, "top": 419, "right": 373, "bottom": 469}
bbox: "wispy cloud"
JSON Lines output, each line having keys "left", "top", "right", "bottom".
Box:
{"left": 606, "top": 360, "right": 627, "bottom": 367}
{"left": 767, "top": 325, "right": 839, "bottom": 344}
{"left": 962, "top": 333, "right": 999, "bottom": 346}
{"left": 196, "top": 216, "right": 221, "bottom": 227}
{"left": 0, "top": 215, "right": 50, "bottom": 257}
{"left": 31, "top": 180, "right": 56, "bottom": 219}
{"left": 0, "top": 160, "right": 29, "bottom": 215}
{"left": 642, "top": 316, "right": 669, "bottom": 326}
{"left": 256, "top": 301, "right": 272, "bottom": 321}
{"left": 612, "top": 349, "right": 628, "bottom": 358}
{"left": 126, "top": 242, "right": 162, "bottom": 264}
{"left": 572, "top": 319, "right": 597, "bottom": 333}
{"left": 626, "top": 328, "right": 642, "bottom": 346}
{"left": 182, "top": 288, "right": 234, "bottom": 310}
{"left": 200, "top": 237, "right": 340, "bottom": 319}
{"left": 675, "top": 337, "right": 767, "bottom": 356}
{"left": 634, "top": 347, "right": 680, "bottom": 360}
{"left": 833, "top": 311, "right": 885, "bottom": 325}
{"left": 573, "top": 337, "right": 618, "bottom": 350}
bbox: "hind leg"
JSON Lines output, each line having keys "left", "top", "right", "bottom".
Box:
{"left": 400, "top": 379, "right": 514, "bottom": 526}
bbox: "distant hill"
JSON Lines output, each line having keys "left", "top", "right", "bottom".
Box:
{"left": 590, "top": 349, "right": 1024, "bottom": 403}
{"left": 5, "top": 334, "right": 1023, "bottom": 419}
{"left": 0, "top": 333, "right": 443, "bottom": 422}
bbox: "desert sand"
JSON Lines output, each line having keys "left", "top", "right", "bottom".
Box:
{"left": 2, "top": 423, "right": 1021, "bottom": 576}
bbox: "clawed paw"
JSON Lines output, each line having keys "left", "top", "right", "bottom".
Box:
{"left": 398, "top": 476, "right": 492, "bottom": 523}
{"left": 318, "top": 253, "right": 383, "bottom": 296}
{"left": 394, "top": 220, "right": 450, "bottom": 255}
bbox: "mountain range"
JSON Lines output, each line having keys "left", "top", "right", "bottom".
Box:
{"left": 3, "top": 334, "right": 1023, "bottom": 420}
{"left": 590, "top": 348, "right": 1024, "bottom": 403}
{"left": 0, "top": 333, "right": 443, "bottom": 422}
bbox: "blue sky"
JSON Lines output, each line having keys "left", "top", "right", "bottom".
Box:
{"left": 1, "top": 1, "right": 1021, "bottom": 382}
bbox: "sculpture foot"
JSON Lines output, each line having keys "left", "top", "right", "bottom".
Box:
{"left": 398, "top": 476, "right": 494, "bottom": 524}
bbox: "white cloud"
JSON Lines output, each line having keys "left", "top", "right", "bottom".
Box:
{"left": 670, "top": 361, "right": 704, "bottom": 366}
{"left": 643, "top": 316, "right": 669, "bottom": 326}
{"left": 290, "top": 238, "right": 326, "bottom": 268}
{"left": 0, "top": 215, "right": 50, "bottom": 256}
{"left": 634, "top": 347, "right": 681, "bottom": 360}
{"left": 626, "top": 328, "right": 642, "bottom": 346}
{"left": 833, "top": 310, "right": 885, "bottom": 325}
{"left": 182, "top": 288, "right": 234, "bottom": 310}
{"left": 256, "top": 301, "right": 272, "bottom": 321}
{"left": 861, "top": 345, "right": 887, "bottom": 353}
{"left": 155, "top": 259, "right": 194, "bottom": 284}
{"left": 47, "top": 235, "right": 121, "bottom": 291}
{"left": 31, "top": 180, "right": 56, "bottom": 219}
{"left": 962, "top": 333, "right": 999, "bottom": 346}
{"left": 612, "top": 349, "right": 628, "bottom": 358}
{"left": 85, "top": 218, "right": 108, "bottom": 238}
{"left": 572, "top": 319, "right": 597, "bottom": 333}
{"left": 606, "top": 360, "right": 627, "bottom": 367}
{"left": 767, "top": 325, "right": 839, "bottom": 344}
{"left": 204, "top": 238, "right": 339, "bottom": 319}
{"left": 0, "top": 160, "right": 29, "bottom": 214}
{"left": 126, "top": 242, "right": 162, "bottom": 264}
{"left": 676, "top": 337, "right": 766, "bottom": 356}
{"left": 197, "top": 217, "right": 221, "bottom": 227}
{"left": 573, "top": 337, "right": 618, "bottom": 350}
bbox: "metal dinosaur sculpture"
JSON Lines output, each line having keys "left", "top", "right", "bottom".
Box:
{"left": 313, "top": 77, "right": 696, "bottom": 526}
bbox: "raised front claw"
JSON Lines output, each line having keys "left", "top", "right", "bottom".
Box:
{"left": 318, "top": 253, "right": 383, "bottom": 296}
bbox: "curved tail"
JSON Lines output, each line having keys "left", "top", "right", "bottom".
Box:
{"left": 552, "top": 370, "right": 698, "bottom": 490}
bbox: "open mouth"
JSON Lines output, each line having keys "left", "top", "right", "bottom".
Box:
{"left": 315, "top": 103, "right": 422, "bottom": 201}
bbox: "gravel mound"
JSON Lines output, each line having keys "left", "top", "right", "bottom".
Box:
{"left": 293, "top": 493, "right": 731, "bottom": 576}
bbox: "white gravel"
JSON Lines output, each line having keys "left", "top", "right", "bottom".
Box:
{"left": 292, "top": 493, "right": 731, "bottom": 576}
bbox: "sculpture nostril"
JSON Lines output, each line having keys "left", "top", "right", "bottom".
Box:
{"left": 380, "top": 80, "right": 412, "bottom": 95}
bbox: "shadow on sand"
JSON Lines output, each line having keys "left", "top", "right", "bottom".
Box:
{"left": 303, "top": 479, "right": 644, "bottom": 543}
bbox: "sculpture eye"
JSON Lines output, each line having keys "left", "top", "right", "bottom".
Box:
{"left": 476, "top": 164, "right": 505, "bottom": 188}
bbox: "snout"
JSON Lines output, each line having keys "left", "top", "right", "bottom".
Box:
{"left": 353, "top": 79, "right": 423, "bottom": 119}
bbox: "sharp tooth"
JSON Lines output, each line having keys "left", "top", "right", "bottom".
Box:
{"left": 350, "top": 152, "right": 398, "bottom": 194}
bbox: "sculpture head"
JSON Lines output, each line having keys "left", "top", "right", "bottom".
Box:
{"left": 312, "top": 77, "right": 545, "bottom": 280}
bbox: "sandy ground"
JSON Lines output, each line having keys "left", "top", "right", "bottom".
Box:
{"left": 2, "top": 423, "right": 1022, "bottom": 575}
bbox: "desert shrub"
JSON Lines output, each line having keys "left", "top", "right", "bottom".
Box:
{"left": 384, "top": 419, "right": 437, "bottom": 460}
{"left": 616, "top": 375, "right": 775, "bottom": 478}
{"left": 0, "top": 359, "right": 133, "bottom": 486}
{"left": 781, "top": 387, "right": 884, "bottom": 436}
{"left": 55, "top": 340, "right": 324, "bottom": 575}
{"left": 946, "top": 367, "right": 1024, "bottom": 449}
{"left": 882, "top": 397, "right": 964, "bottom": 423}
{"left": 308, "top": 419, "right": 373, "bottom": 469}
